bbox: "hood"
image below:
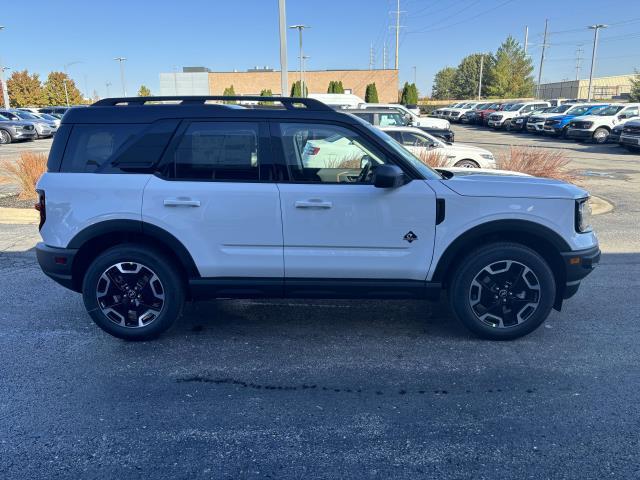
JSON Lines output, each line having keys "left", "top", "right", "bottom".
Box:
{"left": 437, "top": 170, "right": 587, "bottom": 199}
{"left": 447, "top": 142, "right": 492, "bottom": 155}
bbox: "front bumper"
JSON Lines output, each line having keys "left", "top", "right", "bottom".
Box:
{"left": 559, "top": 245, "right": 600, "bottom": 301}
{"left": 620, "top": 135, "right": 640, "bottom": 146}
{"left": 566, "top": 129, "right": 593, "bottom": 140}
{"left": 12, "top": 129, "right": 37, "bottom": 140}
{"left": 527, "top": 123, "right": 545, "bottom": 132}
{"left": 36, "top": 242, "right": 79, "bottom": 291}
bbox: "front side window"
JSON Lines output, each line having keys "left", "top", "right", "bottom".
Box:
{"left": 596, "top": 106, "right": 624, "bottom": 116}
{"left": 277, "top": 123, "right": 388, "bottom": 183}
{"left": 174, "top": 122, "right": 260, "bottom": 181}
{"left": 378, "top": 112, "right": 405, "bottom": 126}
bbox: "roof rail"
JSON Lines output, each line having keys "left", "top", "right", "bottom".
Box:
{"left": 91, "top": 96, "right": 333, "bottom": 111}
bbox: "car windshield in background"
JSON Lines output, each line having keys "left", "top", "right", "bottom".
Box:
{"left": 15, "top": 111, "right": 40, "bottom": 120}
{"left": 551, "top": 105, "right": 572, "bottom": 113}
{"left": 596, "top": 106, "right": 624, "bottom": 116}
{"left": 508, "top": 103, "right": 524, "bottom": 111}
{"left": 567, "top": 106, "right": 593, "bottom": 116}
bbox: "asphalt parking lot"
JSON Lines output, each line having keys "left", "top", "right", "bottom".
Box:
{"left": 1, "top": 127, "right": 639, "bottom": 479}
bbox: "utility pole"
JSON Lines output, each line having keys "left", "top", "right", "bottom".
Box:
{"left": 369, "top": 42, "right": 375, "bottom": 70}
{"left": 524, "top": 25, "right": 529, "bottom": 55}
{"left": 105, "top": 81, "right": 112, "bottom": 98}
{"left": 535, "top": 19, "right": 549, "bottom": 99}
{"left": 0, "top": 26, "right": 10, "bottom": 109}
{"left": 382, "top": 41, "right": 387, "bottom": 69}
{"left": 587, "top": 24, "right": 608, "bottom": 101}
{"left": 63, "top": 61, "right": 82, "bottom": 107}
{"left": 289, "top": 25, "right": 309, "bottom": 97}
{"left": 394, "top": 0, "right": 401, "bottom": 69}
{"left": 575, "top": 47, "right": 583, "bottom": 81}
{"left": 114, "top": 57, "right": 127, "bottom": 96}
{"left": 302, "top": 55, "right": 310, "bottom": 95}
{"left": 278, "top": 0, "right": 288, "bottom": 97}
{"left": 478, "top": 55, "right": 484, "bottom": 100}
{"left": 412, "top": 66, "right": 416, "bottom": 85}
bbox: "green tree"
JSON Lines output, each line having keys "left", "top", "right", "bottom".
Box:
{"left": 259, "top": 88, "right": 273, "bottom": 105}
{"left": 137, "top": 85, "right": 151, "bottom": 96}
{"left": 400, "top": 82, "right": 419, "bottom": 104}
{"left": 327, "top": 81, "right": 336, "bottom": 93}
{"left": 453, "top": 53, "right": 492, "bottom": 99}
{"left": 290, "top": 80, "right": 308, "bottom": 97}
{"left": 364, "top": 83, "right": 379, "bottom": 103}
{"left": 432, "top": 67, "right": 457, "bottom": 100}
{"left": 6, "top": 70, "right": 44, "bottom": 107}
{"left": 335, "top": 81, "right": 344, "bottom": 94}
{"left": 485, "top": 36, "right": 534, "bottom": 98}
{"left": 43, "top": 71, "right": 83, "bottom": 106}
{"left": 629, "top": 71, "right": 640, "bottom": 102}
{"left": 222, "top": 85, "right": 236, "bottom": 104}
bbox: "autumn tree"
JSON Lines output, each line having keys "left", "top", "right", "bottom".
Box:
{"left": 137, "top": 85, "right": 151, "bottom": 96}
{"left": 43, "top": 71, "right": 83, "bottom": 106}
{"left": 7, "top": 70, "right": 44, "bottom": 107}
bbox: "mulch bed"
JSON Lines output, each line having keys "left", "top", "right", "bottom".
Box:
{"left": 0, "top": 194, "right": 36, "bottom": 209}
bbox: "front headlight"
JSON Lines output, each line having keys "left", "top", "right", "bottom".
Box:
{"left": 583, "top": 122, "right": 593, "bottom": 129}
{"left": 480, "top": 153, "right": 494, "bottom": 160}
{"left": 576, "top": 198, "right": 593, "bottom": 233}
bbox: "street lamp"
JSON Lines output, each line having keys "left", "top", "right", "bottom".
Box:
{"left": 63, "top": 61, "right": 83, "bottom": 107}
{"left": 587, "top": 24, "right": 608, "bottom": 101}
{"left": 0, "top": 26, "right": 10, "bottom": 109}
{"left": 105, "top": 81, "right": 112, "bottom": 98}
{"left": 302, "top": 55, "right": 310, "bottom": 96}
{"left": 289, "top": 25, "right": 309, "bottom": 97}
{"left": 114, "top": 57, "right": 127, "bottom": 96}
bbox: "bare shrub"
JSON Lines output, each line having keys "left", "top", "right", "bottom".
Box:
{"left": 0, "top": 151, "right": 48, "bottom": 200}
{"left": 415, "top": 148, "right": 450, "bottom": 168}
{"left": 497, "top": 146, "right": 577, "bottom": 183}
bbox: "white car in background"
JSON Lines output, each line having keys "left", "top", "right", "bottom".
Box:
{"left": 447, "top": 102, "right": 482, "bottom": 123}
{"left": 358, "top": 103, "right": 450, "bottom": 130}
{"left": 487, "top": 101, "right": 551, "bottom": 129}
{"left": 433, "top": 103, "right": 464, "bottom": 118}
{"left": 566, "top": 103, "right": 640, "bottom": 143}
{"left": 381, "top": 126, "right": 496, "bottom": 169}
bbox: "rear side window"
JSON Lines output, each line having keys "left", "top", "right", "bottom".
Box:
{"left": 62, "top": 124, "right": 145, "bottom": 172}
{"left": 173, "top": 122, "right": 260, "bottom": 181}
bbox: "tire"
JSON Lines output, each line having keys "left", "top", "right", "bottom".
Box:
{"left": 82, "top": 244, "right": 185, "bottom": 340}
{"left": 454, "top": 159, "right": 480, "bottom": 168}
{"left": 448, "top": 242, "right": 556, "bottom": 340}
{"left": 0, "top": 129, "right": 12, "bottom": 144}
{"left": 559, "top": 126, "right": 568, "bottom": 139}
{"left": 592, "top": 127, "right": 609, "bottom": 144}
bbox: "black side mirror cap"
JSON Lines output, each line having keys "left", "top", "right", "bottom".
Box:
{"left": 373, "top": 164, "right": 405, "bottom": 188}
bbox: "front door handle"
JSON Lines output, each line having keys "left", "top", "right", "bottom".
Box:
{"left": 295, "top": 199, "right": 333, "bottom": 209}
{"left": 164, "top": 197, "right": 201, "bottom": 207}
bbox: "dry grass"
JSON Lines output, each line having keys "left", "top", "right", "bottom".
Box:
{"left": 497, "top": 146, "right": 577, "bottom": 183}
{"left": 415, "top": 149, "right": 450, "bottom": 168}
{"left": 0, "top": 151, "right": 48, "bottom": 200}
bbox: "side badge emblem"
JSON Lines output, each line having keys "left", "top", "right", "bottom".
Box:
{"left": 403, "top": 231, "right": 418, "bottom": 243}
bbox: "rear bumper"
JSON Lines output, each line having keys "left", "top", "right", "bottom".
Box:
{"left": 36, "top": 242, "right": 78, "bottom": 291}
{"left": 560, "top": 245, "right": 600, "bottom": 301}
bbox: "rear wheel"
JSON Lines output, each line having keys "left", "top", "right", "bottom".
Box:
{"left": 82, "top": 244, "right": 185, "bottom": 340}
{"left": 448, "top": 243, "right": 556, "bottom": 340}
{"left": 0, "top": 130, "right": 11, "bottom": 144}
{"left": 454, "top": 159, "right": 480, "bottom": 168}
{"left": 592, "top": 127, "right": 609, "bottom": 144}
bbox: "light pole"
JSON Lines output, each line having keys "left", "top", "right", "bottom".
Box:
{"left": 278, "top": 0, "right": 288, "bottom": 97}
{"left": 105, "top": 81, "right": 112, "bottom": 98}
{"left": 289, "top": 25, "right": 309, "bottom": 97}
{"left": 412, "top": 66, "right": 417, "bottom": 85}
{"left": 587, "top": 24, "right": 607, "bottom": 101}
{"left": 114, "top": 57, "right": 127, "bottom": 96}
{"left": 302, "top": 55, "right": 310, "bottom": 95}
{"left": 63, "top": 61, "right": 83, "bottom": 107}
{"left": 478, "top": 55, "right": 484, "bottom": 100}
{"left": 0, "top": 26, "right": 10, "bottom": 109}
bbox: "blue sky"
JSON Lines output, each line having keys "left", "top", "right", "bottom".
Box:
{"left": 2, "top": 0, "right": 640, "bottom": 98}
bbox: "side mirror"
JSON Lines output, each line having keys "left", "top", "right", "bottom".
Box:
{"left": 373, "top": 164, "right": 405, "bottom": 188}
{"left": 403, "top": 113, "right": 412, "bottom": 124}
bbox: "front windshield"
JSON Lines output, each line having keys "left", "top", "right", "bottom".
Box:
{"left": 550, "top": 104, "right": 572, "bottom": 113}
{"left": 0, "top": 111, "right": 18, "bottom": 120}
{"left": 566, "top": 105, "right": 593, "bottom": 116}
{"left": 15, "top": 111, "right": 39, "bottom": 119}
{"left": 39, "top": 113, "right": 56, "bottom": 121}
{"left": 365, "top": 125, "right": 442, "bottom": 180}
{"left": 596, "top": 105, "right": 624, "bottom": 116}
{"left": 508, "top": 103, "right": 524, "bottom": 111}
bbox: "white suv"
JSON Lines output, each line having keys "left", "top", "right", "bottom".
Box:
{"left": 381, "top": 126, "right": 496, "bottom": 169}
{"left": 566, "top": 103, "right": 640, "bottom": 143}
{"left": 358, "top": 103, "right": 450, "bottom": 130}
{"left": 488, "top": 102, "right": 551, "bottom": 129}
{"left": 35, "top": 96, "right": 600, "bottom": 341}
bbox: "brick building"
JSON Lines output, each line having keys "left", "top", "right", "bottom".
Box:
{"left": 160, "top": 67, "right": 399, "bottom": 102}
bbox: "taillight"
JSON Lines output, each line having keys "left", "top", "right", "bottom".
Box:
{"left": 35, "top": 189, "right": 46, "bottom": 230}
{"left": 309, "top": 147, "right": 320, "bottom": 155}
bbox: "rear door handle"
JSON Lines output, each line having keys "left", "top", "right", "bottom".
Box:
{"left": 164, "top": 198, "right": 201, "bottom": 207}
{"left": 295, "top": 199, "right": 333, "bottom": 209}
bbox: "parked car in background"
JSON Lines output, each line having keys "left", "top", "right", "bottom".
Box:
{"left": 381, "top": 126, "right": 495, "bottom": 168}
{"left": 1, "top": 109, "right": 57, "bottom": 139}
{"left": 526, "top": 104, "right": 577, "bottom": 134}
{"left": 460, "top": 103, "right": 491, "bottom": 124}
{"left": 476, "top": 103, "right": 510, "bottom": 125}
{"left": 543, "top": 104, "right": 608, "bottom": 138}
{"left": 308, "top": 93, "right": 365, "bottom": 109}
{"left": 487, "top": 102, "right": 550, "bottom": 130}
{"left": 510, "top": 106, "right": 555, "bottom": 132}
{"left": 0, "top": 113, "right": 37, "bottom": 144}
{"left": 447, "top": 102, "right": 483, "bottom": 123}
{"left": 38, "top": 106, "right": 70, "bottom": 117}
{"left": 608, "top": 123, "right": 625, "bottom": 144}
{"left": 619, "top": 119, "right": 640, "bottom": 152}
{"left": 358, "top": 103, "right": 450, "bottom": 130}
{"left": 433, "top": 103, "right": 465, "bottom": 118}
{"left": 36, "top": 112, "right": 62, "bottom": 129}
{"left": 404, "top": 104, "right": 421, "bottom": 116}
{"left": 566, "top": 103, "right": 640, "bottom": 143}
{"left": 349, "top": 109, "right": 455, "bottom": 142}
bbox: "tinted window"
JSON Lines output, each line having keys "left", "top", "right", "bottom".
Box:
{"left": 378, "top": 112, "right": 405, "bottom": 126}
{"left": 352, "top": 112, "right": 375, "bottom": 124}
{"left": 62, "top": 124, "right": 145, "bottom": 172}
{"left": 174, "top": 122, "right": 259, "bottom": 181}
{"left": 276, "top": 123, "right": 388, "bottom": 183}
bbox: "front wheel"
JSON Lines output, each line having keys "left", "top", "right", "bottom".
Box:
{"left": 592, "top": 127, "right": 609, "bottom": 144}
{"left": 0, "top": 129, "right": 12, "bottom": 144}
{"left": 454, "top": 159, "right": 480, "bottom": 168}
{"left": 82, "top": 244, "right": 185, "bottom": 340}
{"left": 448, "top": 243, "right": 556, "bottom": 340}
